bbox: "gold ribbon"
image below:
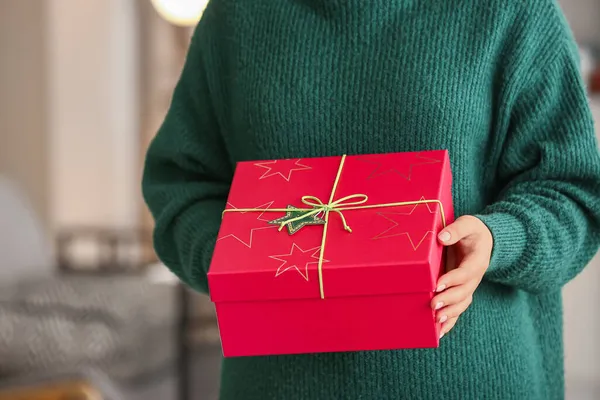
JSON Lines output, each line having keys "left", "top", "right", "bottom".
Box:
{"left": 223, "top": 154, "right": 447, "bottom": 299}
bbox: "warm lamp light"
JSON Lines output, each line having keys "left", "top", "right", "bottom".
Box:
{"left": 150, "top": 0, "right": 209, "bottom": 27}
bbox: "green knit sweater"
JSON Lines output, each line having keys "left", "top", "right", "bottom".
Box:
{"left": 142, "top": 1, "right": 600, "bottom": 399}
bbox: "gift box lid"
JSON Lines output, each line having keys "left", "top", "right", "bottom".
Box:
{"left": 208, "top": 150, "right": 454, "bottom": 303}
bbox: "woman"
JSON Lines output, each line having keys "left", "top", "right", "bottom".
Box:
{"left": 142, "top": 1, "right": 600, "bottom": 398}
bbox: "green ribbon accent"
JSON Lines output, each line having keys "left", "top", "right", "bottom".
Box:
{"left": 268, "top": 205, "right": 326, "bottom": 235}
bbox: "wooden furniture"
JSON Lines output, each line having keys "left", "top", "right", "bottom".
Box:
{"left": 0, "top": 380, "right": 102, "bottom": 400}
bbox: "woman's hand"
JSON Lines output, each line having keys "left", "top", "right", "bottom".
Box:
{"left": 432, "top": 215, "right": 493, "bottom": 338}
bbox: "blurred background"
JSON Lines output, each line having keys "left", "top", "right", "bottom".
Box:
{"left": 0, "top": 0, "right": 598, "bottom": 399}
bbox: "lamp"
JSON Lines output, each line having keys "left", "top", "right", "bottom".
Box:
{"left": 150, "top": 0, "right": 209, "bottom": 27}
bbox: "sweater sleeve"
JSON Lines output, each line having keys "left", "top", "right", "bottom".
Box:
{"left": 142, "top": 25, "right": 232, "bottom": 294}
{"left": 476, "top": 45, "right": 600, "bottom": 294}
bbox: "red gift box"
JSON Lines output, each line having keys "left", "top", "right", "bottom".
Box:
{"left": 208, "top": 150, "right": 454, "bottom": 357}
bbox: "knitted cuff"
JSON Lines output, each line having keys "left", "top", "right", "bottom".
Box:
{"left": 473, "top": 213, "right": 528, "bottom": 277}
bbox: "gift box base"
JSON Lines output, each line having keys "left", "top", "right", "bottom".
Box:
{"left": 215, "top": 292, "right": 440, "bottom": 357}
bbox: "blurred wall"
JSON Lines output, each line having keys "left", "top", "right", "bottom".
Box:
{"left": 559, "top": 0, "right": 600, "bottom": 44}
{"left": 1, "top": 0, "right": 141, "bottom": 234}
{"left": 559, "top": 2, "right": 600, "bottom": 394}
{"left": 0, "top": 1, "right": 50, "bottom": 230}
{"left": 563, "top": 102, "right": 600, "bottom": 392}
{"left": 46, "top": 0, "right": 141, "bottom": 230}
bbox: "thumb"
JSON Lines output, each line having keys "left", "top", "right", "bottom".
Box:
{"left": 437, "top": 216, "right": 477, "bottom": 246}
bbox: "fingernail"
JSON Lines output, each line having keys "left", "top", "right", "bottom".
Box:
{"left": 434, "top": 301, "right": 444, "bottom": 310}
{"left": 439, "top": 315, "right": 448, "bottom": 323}
{"left": 438, "top": 231, "right": 451, "bottom": 242}
{"left": 435, "top": 284, "right": 446, "bottom": 292}
{"left": 439, "top": 332, "right": 445, "bottom": 339}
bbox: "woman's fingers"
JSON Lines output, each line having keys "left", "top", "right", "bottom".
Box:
{"left": 431, "top": 284, "right": 475, "bottom": 310}
{"left": 437, "top": 296, "right": 472, "bottom": 322}
{"left": 433, "top": 215, "right": 493, "bottom": 340}
{"left": 436, "top": 253, "right": 487, "bottom": 291}
{"left": 436, "top": 267, "right": 470, "bottom": 292}
{"left": 437, "top": 216, "right": 480, "bottom": 246}
{"left": 440, "top": 316, "right": 458, "bottom": 338}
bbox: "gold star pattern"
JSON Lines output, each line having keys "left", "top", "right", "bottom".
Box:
{"left": 254, "top": 158, "right": 312, "bottom": 181}
{"left": 361, "top": 153, "right": 441, "bottom": 181}
{"left": 217, "top": 201, "right": 276, "bottom": 248}
{"left": 372, "top": 197, "right": 438, "bottom": 250}
{"left": 268, "top": 205, "right": 326, "bottom": 235}
{"left": 270, "top": 244, "right": 328, "bottom": 281}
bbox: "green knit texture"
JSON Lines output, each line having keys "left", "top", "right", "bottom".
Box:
{"left": 142, "top": 0, "right": 600, "bottom": 399}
